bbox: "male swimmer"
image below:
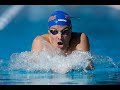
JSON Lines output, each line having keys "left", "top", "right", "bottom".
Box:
{"left": 32, "top": 11, "right": 94, "bottom": 70}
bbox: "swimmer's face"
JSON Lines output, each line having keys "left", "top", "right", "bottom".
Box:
{"left": 48, "top": 25, "right": 72, "bottom": 50}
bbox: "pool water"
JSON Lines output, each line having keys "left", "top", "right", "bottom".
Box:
{"left": 0, "top": 5, "right": 120, "bottom": 85}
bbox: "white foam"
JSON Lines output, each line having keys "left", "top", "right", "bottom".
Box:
{"left": 9, "top": 40, "right": 92, "bottom": 74}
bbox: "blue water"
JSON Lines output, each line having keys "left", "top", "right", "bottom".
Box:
{"left": 0, "top": 5, "right": 120, "bottom": 85}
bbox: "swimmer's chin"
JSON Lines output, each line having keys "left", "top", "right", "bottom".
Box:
{"left": 57, "top": 45, "right": 64, "bottom": 49}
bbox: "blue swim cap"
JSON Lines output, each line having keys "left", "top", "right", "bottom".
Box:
{"left": 48, "top": 11, "right": 71, "bottom": 29}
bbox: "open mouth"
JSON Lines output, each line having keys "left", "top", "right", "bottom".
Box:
{"left": 57, "top": 42, "right": 63, "bottom": 45}
{"left": 57, "top": 42, "right": 64, "bottom": 48}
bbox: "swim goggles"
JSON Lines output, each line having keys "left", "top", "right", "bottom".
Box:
{"left": 49, "top": 27, "right": 71, "bottom": 35}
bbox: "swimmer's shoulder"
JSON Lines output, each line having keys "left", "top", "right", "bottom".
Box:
{"left": 34, "top": 34, "right": 50, "bottom": 42}
{"left": 80, "top": 33, "right": 89, "bottom": 40}
{"left": 32, "top": 34, "right": 49, "bottom": 52}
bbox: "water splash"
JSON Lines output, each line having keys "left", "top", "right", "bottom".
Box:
{"left": 91, "top": 54, "right": 119, "bottom": 71}
{"left": 9, "top": 40, "right": 92, "bottom": 74}
{"left": 9, "top": 51, "right": 92, "bottom": 74}
{"left": 1, "top": 39, "right": 119, "bottom": 74}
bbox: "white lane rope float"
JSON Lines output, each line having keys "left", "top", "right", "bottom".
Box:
{"left": 0, "top": 5, "right": 25, "bottom": 30}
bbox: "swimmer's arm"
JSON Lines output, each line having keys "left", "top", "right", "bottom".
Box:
{"left": 76, "top": 33, "right": 94, "bottom": 70}
{"left": 76, "top": 33, "right": 90, "bottom": 51}
{"left": 32, "top": 36, "right": 43, "bottom": 53}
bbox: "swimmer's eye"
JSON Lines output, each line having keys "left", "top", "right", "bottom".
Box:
{"left": 61, "top": 27, "right": 71, "bottom": 35}
{"left": 61, "top": 30, "right": 71, "bottom": 35}
{"left": 49, "top": 29, "right": 58, "bottom": 35}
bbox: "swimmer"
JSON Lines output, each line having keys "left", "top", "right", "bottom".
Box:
{"left": 32, "top": 11, "right": 94, "bottom": 70}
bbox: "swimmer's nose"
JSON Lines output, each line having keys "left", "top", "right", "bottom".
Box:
{"left": 57, "top": 33, "right": 62, "bottom": 40}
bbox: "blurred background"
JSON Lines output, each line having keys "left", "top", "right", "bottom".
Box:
{"left": 0, "top": 5, "right": 120, "bottom": 60}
